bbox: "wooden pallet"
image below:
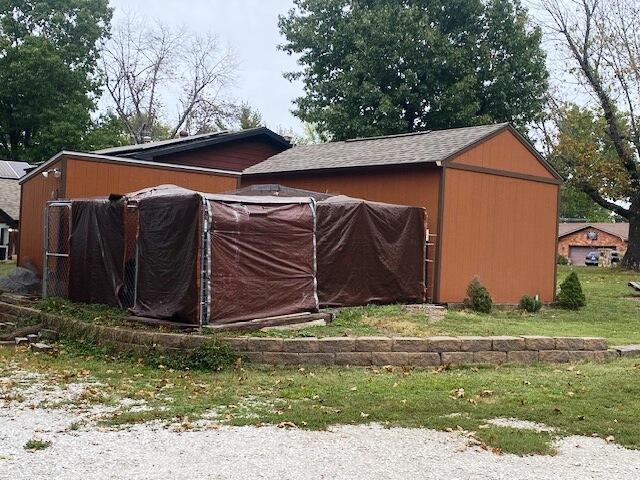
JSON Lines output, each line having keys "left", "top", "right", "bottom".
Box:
{"left": 204, "top": 312, "right": 334, "bottom": 333}
{"left": 125, "top": 311, "right": 334, "bottom": 333}
{"left": 123, "top": 316, "right": 199, "bottom": 331}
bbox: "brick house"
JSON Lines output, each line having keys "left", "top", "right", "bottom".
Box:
{"left": 558, "top": 223, "right": 629, "bottom": 265}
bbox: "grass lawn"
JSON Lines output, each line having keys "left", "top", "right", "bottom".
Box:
{"left": 2, "top": 265, "right": 640, "bottom": 455}
{"left": 2, "top": 342, "right": 640, "bottom": 456}
{"left": 0, "top": 260, "right": 15, "bottom": 277}
{"left": 35, "top": 266, "right": 640, "bottom": 345}
{"left": 252, "top": 266, "right": 640, "bottom": 344}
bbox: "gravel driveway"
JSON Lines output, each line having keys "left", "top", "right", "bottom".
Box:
{"left": 2, "top": 366, "right": 640, "bottom": 479}
{"left": 2, "top": 404, "right": 640, "bottom": 480}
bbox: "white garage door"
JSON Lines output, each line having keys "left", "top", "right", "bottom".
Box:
{"left": 569, "top": 246, "right": 592, "bottom": 266}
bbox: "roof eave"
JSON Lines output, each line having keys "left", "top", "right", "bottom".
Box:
{"left": 19, "top": 151, "right": 241, "bottom": 185}
{"left": 125, "top": 128, "right": 292, "bottom": 161}
{"left": 243, "top": 160, "right": 443, "bottom": 177}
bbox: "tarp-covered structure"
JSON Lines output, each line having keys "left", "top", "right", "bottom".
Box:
{"left": 231, "top": 184, "right": 428, "bottom": 307}
{"left": 54, "top": 185, "right": 318, "bottom": 325}
{"left": 46, "top": 183, "right": 427, "bottom": 326}
{"left": 128, "top": 186, "right": 318, "bottom": 325}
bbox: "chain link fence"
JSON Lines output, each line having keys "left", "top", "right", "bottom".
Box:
{"left": 120, "top": 203, "right": 138, "bottom": 308}
{"left": 43, "top": 201, "right": 139, "bottom": 308}
{"left": 43, "top": 202, "right": 71, "bottom": 299}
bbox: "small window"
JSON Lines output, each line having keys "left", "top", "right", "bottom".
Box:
{"left": 587, "top": 231, "right": 598, "bottom": 240}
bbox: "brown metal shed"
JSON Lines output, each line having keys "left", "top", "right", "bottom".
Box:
{"left": 242, "top": 123, "right": 562, "bottom": 305}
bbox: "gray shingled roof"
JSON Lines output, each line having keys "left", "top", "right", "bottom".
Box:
{"left": 244, "top": 123, "right": 509, "bottom": 175}
{"left": 0, "top": 178, "right": 21, "bottom": 220}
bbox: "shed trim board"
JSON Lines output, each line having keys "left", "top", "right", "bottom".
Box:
{"left": 444, "top": 162, "right": 561, "bottom": 185}
{"left": 439, "top": 124, "right": 562, "bottom": 182}
{"left": 20, "top": 151, "right": 240, "bottom": 185}
{"left": 433, "top": 166, "right": 446, "bottom": 303}
{"left": 554, "top": 185, "right": 560, "bottom": 301}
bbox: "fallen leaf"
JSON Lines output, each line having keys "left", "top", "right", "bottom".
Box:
{"left": 450, "top": 388, "right": 465, "bottom": 399}
{"left": 277, "top": 421, "right": 297, "bottom": 429}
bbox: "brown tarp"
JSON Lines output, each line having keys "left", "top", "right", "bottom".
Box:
{"left": 130, "top": 188, "right": 201, "bottom": 323}
{"left": 315, "top": 196, "right": 426, "bottom": 307}
{"left": 229, "top": 185, "right": 428, "bottom": 307}
{"left": 68, "top": 199, "right": 124, "bottom": 306}
{"left": 207, "top": 198, "right": 317, "bottom": 324}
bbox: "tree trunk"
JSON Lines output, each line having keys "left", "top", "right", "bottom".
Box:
{"left": 622, "top": 207, "right": 640, "bottom": 270}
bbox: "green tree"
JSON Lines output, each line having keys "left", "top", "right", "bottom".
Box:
{"left": 543, "top": 0, "right": 640, "bottom": 269}
{"left": 82, "top": 112, "right": 130, "bottom": 152}
{"left": 0, "top": 0, "right": 111, "bottom": 162}
{"left": 238, "top": 104, "right": 263, "bottom": 129}
{"left": 560, "top": 185, "right": 612, "bottom": 222}
{"left": 551, "top": 105, "right": 629, "bottom": 222}
{"left": 279, "top": 0, "right": 548, "bottom": 140}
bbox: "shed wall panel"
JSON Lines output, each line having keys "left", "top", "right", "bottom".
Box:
{"left": 18, "top": 159, "right": 64, "bottom": 273}
{"left": 242, "top": 166, "right": 441, "bottom": 301}
{"left": 439, "top": 168, "right": 558, "bottom": 304}
{"left": 64, "top": 158, "right": 238, "bottom": 198}
{"left": 450, "top": 130, "right": 555, "bottom": 179}
{"left": 155, "top": 139, "right": 285, "bottom": 171}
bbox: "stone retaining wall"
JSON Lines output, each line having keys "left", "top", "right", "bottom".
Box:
{"left": 1, "top": 301, "right": 635, "bottom": 366}
{"left": 225, "top": 335, "right": 614, "bottom": 366}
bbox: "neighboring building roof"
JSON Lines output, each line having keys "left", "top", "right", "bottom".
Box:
{"left": 558, "top": 222, "right": 629, "bottom": 241}
{"left": 0, "top": 178, "right": 21, "bottom": 221}
{"left": 244, "top": 122, "right": 555, "bottom": 176}
{"left": 0, "top": 160, "right": 32, "bottom": 179}
{"left": 94, "top": 127, "right": 291, "bottom": 160}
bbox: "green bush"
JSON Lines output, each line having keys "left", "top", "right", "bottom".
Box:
{"left": 519, "top": 295, "right": 542, "bottom": 313}
{"left": 557, "top": 254, "right": 569, "bottom": 265}
{"left": 556, "top": 272, "right": 586, "bottom": 310}
{"left": 463, "top": 277, "right": 493, "bottom": 313}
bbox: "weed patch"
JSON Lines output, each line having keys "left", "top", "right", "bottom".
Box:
{"left": 24, "top": 439, "right": 51, "bottom": 451}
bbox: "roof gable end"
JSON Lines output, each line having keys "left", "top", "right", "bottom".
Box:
{"left": 243, "top": 123, "right": 558, "bottom": 176}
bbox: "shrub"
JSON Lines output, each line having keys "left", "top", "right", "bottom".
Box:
{"left": 463, "top": 277, "right": 493, "bottom": 313}
{"left": 556, "top": 272, "right": 586, "bottom": 310}
{"left": 557, "top": 254, "right": 568, "bottom": 265}
{"left": 519, "top": 295, "right": 542, "bottom": 313}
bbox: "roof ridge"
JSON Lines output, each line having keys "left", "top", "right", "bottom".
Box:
{"left": 345, "top": 130, "right": 432, "bottom": 143}
{"left": 342, "top": 122, "right": 508, "bottom": 144}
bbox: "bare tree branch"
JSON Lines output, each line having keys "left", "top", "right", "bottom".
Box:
{"left": 100, "top": 13, "right": 237, "bottom": 142}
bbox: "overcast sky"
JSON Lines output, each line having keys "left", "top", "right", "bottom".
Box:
{"left": 106, "top": 0, "right": 579, "bottom": 137}
{"left": 107, "top": 0, "right": 304, "bottom": 132}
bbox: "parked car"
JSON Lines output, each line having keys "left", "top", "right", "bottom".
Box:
{"left": 585, "top": 251, "right": 600, "bottom": 266}
{"left": 611, "top": 251, "right": 621, "bottom": 263}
